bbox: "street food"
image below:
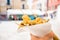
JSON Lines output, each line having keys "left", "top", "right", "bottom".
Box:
{"left": 18, "top": 15, "right": 49, "bottom": 29}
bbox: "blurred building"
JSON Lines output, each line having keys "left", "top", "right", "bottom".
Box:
{"left": 47, "top": 0, "right": 60, "bottom": 10}
{"left": 0, "top": 0, "right": 29, "bottom": 14}
{"left": 0, "top": 0, "right": 7, "bottom": 14}
{"left": 1, "top": 0, "right": 60, "bottom": 14}
{"left": 11, "top": 0, "right": 29, "bottom": 9}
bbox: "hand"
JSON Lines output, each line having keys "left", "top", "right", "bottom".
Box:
{"left": 31, "top": 31, "right": 53, "bottom": 40}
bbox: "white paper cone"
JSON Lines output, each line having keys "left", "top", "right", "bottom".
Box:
{"left": 29, "top": 22, "right": 51, "bottom": 37}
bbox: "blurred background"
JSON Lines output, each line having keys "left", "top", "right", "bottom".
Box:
{"left": 0, "top": 0, "right": 60, "bottom": 21}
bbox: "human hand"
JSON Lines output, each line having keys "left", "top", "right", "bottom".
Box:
{"left": 31, "top": 32, "right": 53, "bottom": 40}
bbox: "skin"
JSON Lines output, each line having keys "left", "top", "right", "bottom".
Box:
{"left": 31, "top": 31, "right": 54, "bottom": 40}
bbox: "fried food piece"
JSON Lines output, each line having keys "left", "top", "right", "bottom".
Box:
{"left": 35, "top": 17, "right": 43, "bottom": 24}
{"left": 22, "top": 14, "right": 31, "bottom": 20}
{"left": 22, "top": 14, "right": 31, "bottom": 24}
{"left": 42, "top": 19, "right": 49, "bottom": 23}
{"left": 35, "top": 17, "right": 42, "bottom": 22}
{"left": 36, "top": 21, "right": 43, "bottom": 24}
{"left": 31, "top": 20, "right": 37, "bottom": 25}
{"left": 18, "top": 22, "right": 25, "bottom": 29}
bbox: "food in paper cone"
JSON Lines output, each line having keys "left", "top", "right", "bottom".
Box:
{"left": 29, "top": 22, "right": 51, "bottom": 37}
{"left": 17, "top": 15, "right": 51, "bottom": 37}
